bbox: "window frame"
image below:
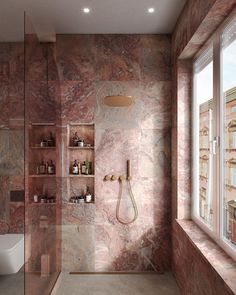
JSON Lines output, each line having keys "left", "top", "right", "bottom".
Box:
{"left": 192, "top": 8, "right": 236, "bottom": 262}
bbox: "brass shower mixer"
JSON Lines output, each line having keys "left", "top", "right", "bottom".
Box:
{"left": 103, "top": 160, "right": 132, "bottom": 181}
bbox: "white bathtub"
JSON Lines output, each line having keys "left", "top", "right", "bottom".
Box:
{"left": 0, "top": 234, "right": 24, "bottom": 275}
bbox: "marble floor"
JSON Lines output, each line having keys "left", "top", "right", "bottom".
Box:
{"left": 52, "top": 272, "right": 181, "bottom": 295}
{"left": 0, "top": 273, "right": 24, "bottom": 295}
{"left": 25, "top": 272, "right": 60, "bottom": 295}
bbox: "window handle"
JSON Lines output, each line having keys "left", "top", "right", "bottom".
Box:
{"left": 212, "top": 136, "right": 220, "bottom": 155}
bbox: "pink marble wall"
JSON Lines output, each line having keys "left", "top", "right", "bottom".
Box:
{"left": 172, "top": 0, "right": 236, "bottom": 294}
{"left": 0, "top": 42, "right": 24, "bottom": 234}
{"left": 172, "top": 0, "right": 236, "bottom": 60}
{"left": 57, "top": 35, "right": 172, "bottom": 272}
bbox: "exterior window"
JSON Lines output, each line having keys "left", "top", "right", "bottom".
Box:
{"left": 222, "top": 19, "right": 236, "bottom": 248}
{"left": 192, "top": 13, "right": 236, "bottom": 260}
{"left": 193, "top": 48, "right": 213, "bottom": 228}
{"left": 231, "top": 106, "right": 236, "bottom": 113}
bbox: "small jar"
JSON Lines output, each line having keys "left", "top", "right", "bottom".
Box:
{"left": 78, "top": 140, "right": 84, "bottom": 147}
{"left": 41, "top": 197, "right": 47, "bottom": 203}
{"left": 33, "top": 194, "right": 39, "bottom": 203}
{"left": 70, "top": 197, "right": 75, "bottom": 203}
{"left": 40, "top": 140, "right": 47, "bottom": 147}
{"left": 78, "top": 196, "right": 84, "bottom": 203}
{"left": 85, "top": 193, "right": 92, "bottom": 203}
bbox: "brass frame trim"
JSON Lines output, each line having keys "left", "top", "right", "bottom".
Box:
{"left": 69, "top": 271, "right": 158, "bottom": 275}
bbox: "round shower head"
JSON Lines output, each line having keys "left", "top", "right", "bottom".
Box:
{"left": 103, "top": 95, "right": 133, "bottom": 107}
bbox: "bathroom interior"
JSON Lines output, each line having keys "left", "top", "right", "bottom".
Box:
{"left": 0, "top": 0, "right": 236, "bottom": 294}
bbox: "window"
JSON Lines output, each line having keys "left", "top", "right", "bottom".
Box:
{"left": 193, "top": 47, "right": 214, "bottom": 228}
{"left": 221, "top": 19, "right": 236, "bottom": 250}
{"left": 192, "top": 12, "right": 236, "bottom": 261}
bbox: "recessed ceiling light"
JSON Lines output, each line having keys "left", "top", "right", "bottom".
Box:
{"left": 83, "top": 7, "right": 90, "bottom": 14}
{"left": 148, "top": 7, "right": 155, "bottom": 13}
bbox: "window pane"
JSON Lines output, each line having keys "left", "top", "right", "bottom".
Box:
{"left": 194, "top": 50, "right": 214, "bottom": 227}
{"left": 222, "top": 24, "right": 236, "bottom": 247}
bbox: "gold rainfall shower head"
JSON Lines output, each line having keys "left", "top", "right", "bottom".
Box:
{"left": 103, "top": 95, "right": 133, "bottom": 107}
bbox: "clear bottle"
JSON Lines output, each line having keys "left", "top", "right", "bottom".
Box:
{"left": 85, "top": 161, "right": 89, "bottom": 175}
{"left": 72, "top": 160, "right": 79, "bottom": 175}
{"left": 85, "top": 186, "right": 92, "bottom": 203}
{"left": 78, "top": 162, "right": 81, "bottom": 175}
{"left": 81, "top": 161, "right": 86, "bottom": 174}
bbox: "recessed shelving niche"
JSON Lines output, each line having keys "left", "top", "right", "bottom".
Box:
{"left": 66, "top": 123, "right": 95, "bottom": 204}
{"left": 28, "top": 122, "right": 58, "bottom": 204}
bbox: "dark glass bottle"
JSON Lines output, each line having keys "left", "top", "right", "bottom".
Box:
{"left": 72, "top": 160, "right": 79, "bottom": 175}
{"left": 48, "top": 160, "right": 55, "bottom": 174}
{"left": 47, "top": 132, "right": 55, "bottom": 147}
{"left": 73, "top": 132, "right": 79, "bottom": 146}
{"left": 39, "top": 161, "right": 46, "bottom": 174}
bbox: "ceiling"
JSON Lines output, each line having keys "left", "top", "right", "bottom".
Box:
{"left": 0, "top": 0, "right": 186, "bottom": 41}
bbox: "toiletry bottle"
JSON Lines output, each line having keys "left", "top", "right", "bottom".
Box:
{"left": 33, "top": 194, "right": 39, "bottom": 203}
{"left": 72, "top": 160, "right": 79, "bottom": 175}
{"left": 36, "top": 163, "right": 40, "bottom": 175}
{"left": 85, "top": 161, "right": 89, "bottom": 175}
{"left": 88, "top": 161, "right": 92, "bottom": 175}
{"left": 78, "top": 162, "right": 81, "bottom": 175}
{"left": 73, "top": 132, "right": 79, "bottom": 146}
{"left": 85, "top": 186, "right": 92, "bottom": 203}
{"left": 40, "top": 134, "right": 48, "bottom": 147}
{"left": 48, "top": 160, "right": 55, "bottom": 174}
{"left": 47, "top": 132, "right": 55, "bottom": 147}
{"left": 81, "top": 161, "right": 86, "bottom": 174}
{"left": 39, "top": 161, "right": 46, "bottom": 174}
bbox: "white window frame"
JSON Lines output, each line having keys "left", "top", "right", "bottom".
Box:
{"left": 192, "top": 8, "right": 236, "bottom": 262}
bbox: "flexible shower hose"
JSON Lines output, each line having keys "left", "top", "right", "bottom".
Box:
{"left": 116, "top": 179, "right": 138, "bottom": 224}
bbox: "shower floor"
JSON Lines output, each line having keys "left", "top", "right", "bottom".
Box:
{"left": 52, "top": 272, "right": 181, "bottom": 295}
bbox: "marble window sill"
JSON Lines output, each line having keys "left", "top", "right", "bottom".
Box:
{"left": 175, "top": 219, "right": 236, "bottom": 295}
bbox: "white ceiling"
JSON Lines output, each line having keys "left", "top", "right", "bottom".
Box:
{"left": 0, "top": 0, "right": 186, "bottom": 41}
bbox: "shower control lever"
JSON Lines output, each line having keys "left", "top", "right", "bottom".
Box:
{"left": 119, "top": 175, "right": 126, "bottom": 181}
{"left": 111, "top": 175, "right": 118, "bottom": 181}
{"left": 104, "top": 175, "right": 111, "bottom": 181}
